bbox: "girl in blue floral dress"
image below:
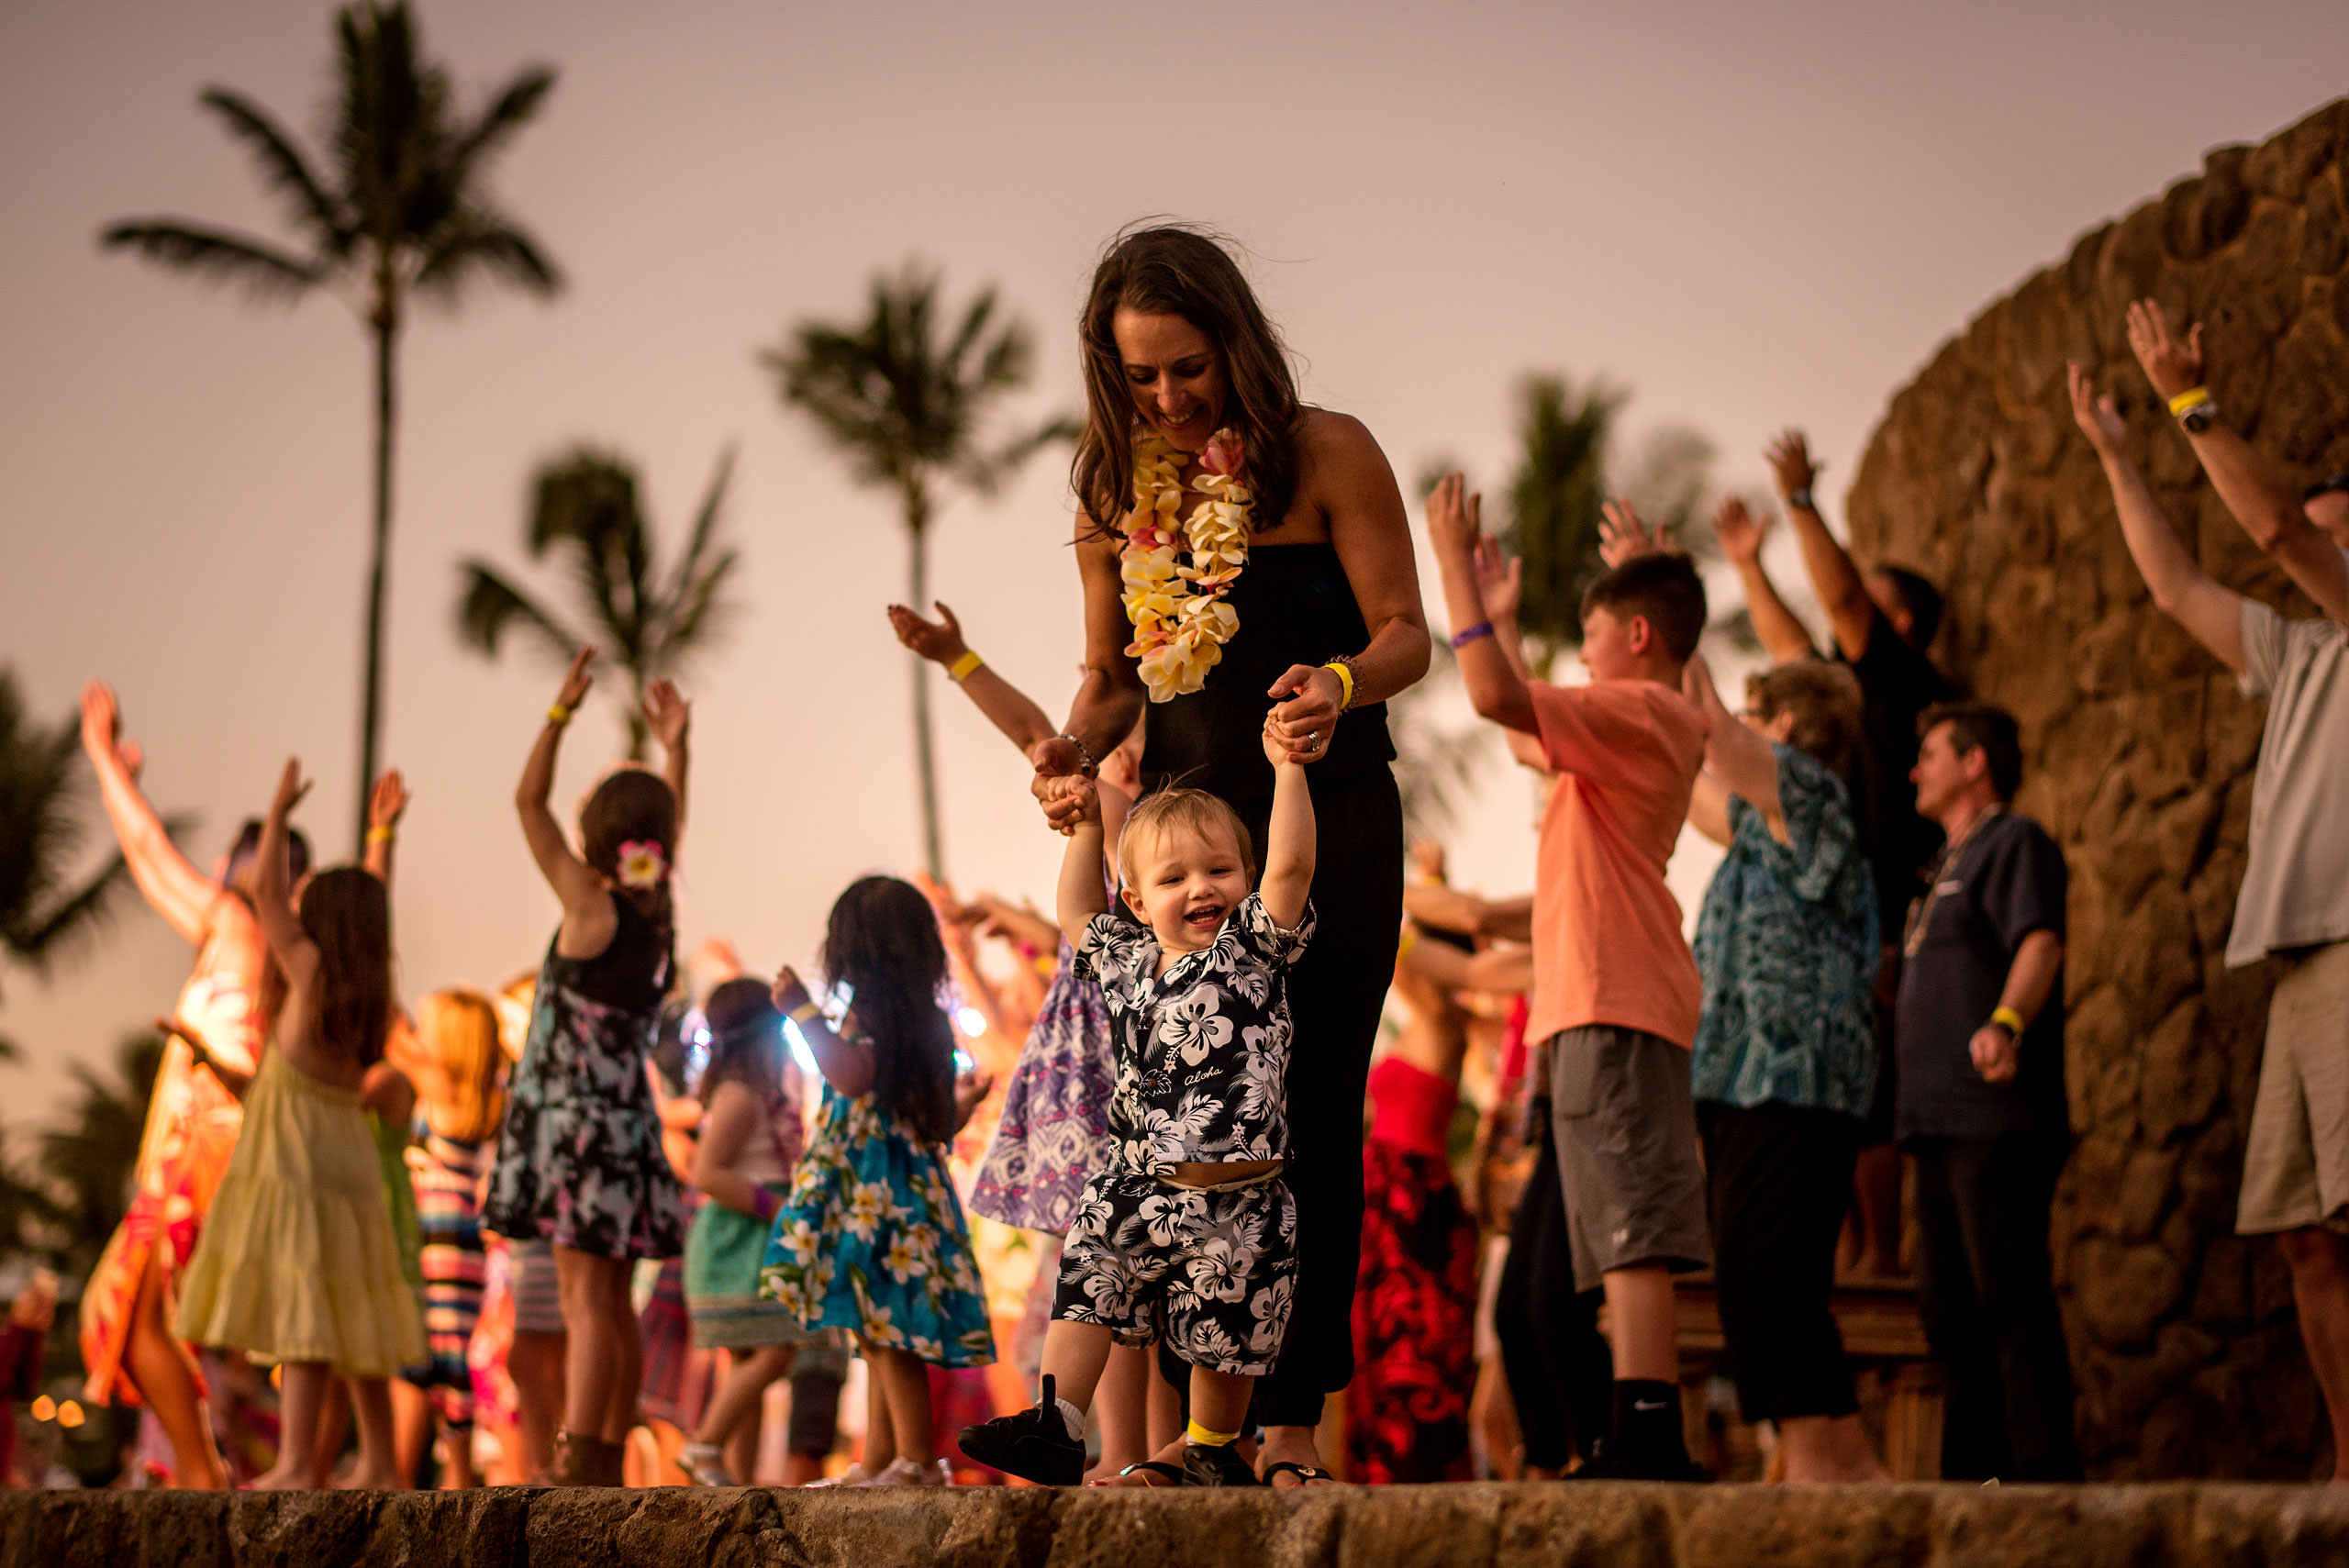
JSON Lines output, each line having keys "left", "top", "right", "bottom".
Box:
{"left": 763, "top": 875, "right": 994, "bottom": 1486}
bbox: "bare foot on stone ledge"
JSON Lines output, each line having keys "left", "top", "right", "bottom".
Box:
{"left": 1257, "top": 1426, "right": 1338, "bottom": 1488}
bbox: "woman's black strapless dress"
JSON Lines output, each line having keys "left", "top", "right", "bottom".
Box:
{"left": 1141, "top": 541, "right": 1405, "bottom": 1426}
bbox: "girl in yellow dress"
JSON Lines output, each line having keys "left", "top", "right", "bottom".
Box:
{"left": 175, "top": 760, "right": 426, "bottom": 1490}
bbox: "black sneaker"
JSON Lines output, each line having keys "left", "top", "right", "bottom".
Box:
{"left": 1181, "top": 1441, "right": 1260, "bottom": 1487}
{"left": 956, "top": 1373, "right": 1086, "bottom": 1485}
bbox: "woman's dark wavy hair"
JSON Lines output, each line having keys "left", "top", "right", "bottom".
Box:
{"left": 297, "top": 866, "right": 393, "bottom": 1069}
{"left": 1073, "top": 225, "right": 1303, "bottom": 536}
{"left": 580, "top": 768, "right": 678, "bottom": 963}
{"left": 701, "top": 976, "right": 784, "bottom": 1104}
{"left": 820, "top": 876, "right": 956, "bottom": 1145}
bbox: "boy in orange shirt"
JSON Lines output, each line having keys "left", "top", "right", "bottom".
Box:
{"left": 1426, "top": 475, "right": 1711, "bottom": 1479}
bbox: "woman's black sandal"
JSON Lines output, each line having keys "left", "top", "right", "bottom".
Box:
{"left": 1261, "top": 1461, "right": 1334, "bottom": 1487}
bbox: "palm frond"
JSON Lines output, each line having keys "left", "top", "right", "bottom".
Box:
{"left": 412, "top": 212, "right": 562, "bottom": 302}
{"left": 197, "top": 88, "right": 351, "bottom": 254}
{"left": 5, "top": 853, "right": 131, "bottom": 970}
{"left": 657, "top": 547, "right": 740, "bottom": 662}
{"left": 962, "top": 413, "right": 1081, "bottom": 496}
{"left": 455, "top": 563, "right": 579, "bottom": 661}
{"left": 98, "top": 222, "right": 324, "bottom": 300}
{"left": 446, "top": 66, "right": 557, "bottom": 180}
{"left": 661, "top": 447, "right": 736, "bottom": 617}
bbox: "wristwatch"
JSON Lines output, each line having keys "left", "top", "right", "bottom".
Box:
{"left": 2179, "top": 401, "right": 2219, "bottom": 435}
{"left": 1787, "top": 487, "right": 1815, "bottom": 511}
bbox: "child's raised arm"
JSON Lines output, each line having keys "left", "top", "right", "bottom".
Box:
{"left": 642, "top": 679, "right": 691, "bottom": 844}
{"left": 888, "top": 601, "right": 1058, "bottom": 755}
{"left": 362, "top": 769, "right": 409, "bottom": 888}
{"left": 251, "top": 760, "right": 319, "bottom": 990}
{"left": 1257, "top": 721, "right": 1316, "bottom": 931}
{"left": 1052, "top": 776, "right": 1112, "bottom": 949}
{"left": 518, "top": 649, "right": 618, "bottom": 955}
{"left": 772, "top": 965, "right": 874, "bottom": 1099}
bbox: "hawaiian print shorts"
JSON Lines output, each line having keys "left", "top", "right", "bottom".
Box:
{"left": 1051, "top": 1167, "right": 1297, "bottom": 1376}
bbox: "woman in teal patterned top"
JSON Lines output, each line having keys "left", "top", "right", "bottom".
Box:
{"left": 1683, "top": 656, "right": 1887, "bottom": 1483}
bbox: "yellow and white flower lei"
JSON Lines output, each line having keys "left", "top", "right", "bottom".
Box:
{"left": 1119, "top": 429, "right": 1252, "bottom": 702}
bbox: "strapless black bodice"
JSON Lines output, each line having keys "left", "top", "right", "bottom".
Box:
{"left": 1139, "top": 543, "right": 1395, "bottom": 801}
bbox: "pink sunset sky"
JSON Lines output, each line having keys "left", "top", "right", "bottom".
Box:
{"left": 5, "top": 0, "right": 2346, "bottom": 1128}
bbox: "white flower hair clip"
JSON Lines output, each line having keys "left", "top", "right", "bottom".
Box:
{"left": 616, "top": 839, "right": 668, "bottom": 890}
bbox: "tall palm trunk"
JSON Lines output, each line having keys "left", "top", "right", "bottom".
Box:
{"left": 904, "top": 479, "right": 941, "bottom": 879}
{"left": 356, "top": 295, "right": 399, "bottom": 855}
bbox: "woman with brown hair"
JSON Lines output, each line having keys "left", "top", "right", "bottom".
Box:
{"left": 74, "top": 683, "right": 336, "bottom": 1488}
{"left": 1032, "top": 225, "right": 1430, "bottom": 1485}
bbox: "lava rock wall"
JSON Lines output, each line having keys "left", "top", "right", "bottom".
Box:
{"left": 1845, "top": 98, "right": 2349, "bottom": 1478}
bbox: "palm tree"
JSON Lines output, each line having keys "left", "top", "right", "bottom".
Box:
{"left": 101, "top": 1, "right": 562, "bottom": 852}
{"left": 0, "top": 673, "right": 136, "bottom": 1008}
{"left": 38, "top": 1031, "right": 164, "bottom": 1281}
{"left": 457, "top": 447, "right": 741, "bottom": 759}
{"left": 765, "top": 265, "right": 1077, "bottom": 878}
{"left": 1504, "top": 374, "right": 1622, "bottom": 668}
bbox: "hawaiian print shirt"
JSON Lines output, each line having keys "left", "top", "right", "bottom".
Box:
{"left": 1690, "top": 743, "right": 1881, "bottom": 1120}
{"left": 1075, "top": 891, "right": 1314, "bottom": 1175}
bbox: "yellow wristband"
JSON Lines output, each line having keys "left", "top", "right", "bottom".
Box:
{"left": 1186, "top": 1418, "right": 1241, "bottom": 1447}
{"left": 2166, "top": 385, "right": 2212, "bottom": 417}
{"left": 1322, "top": 660, "right": 1355, "bottom": 712}
{"left": 365, "top": 826, "right": 395, "bottom": 846}
{"left": 1397, "top": 925, "right": 1419, "bottom": 963}
{"left": 947, "top": 650, "right": 984, "bottom": 684}
{"left": 1990, "top": 1006, "right": 2026, "bottom": 1036}
{"left": 546, "top": 703, "right": 573, "bottom": 727}
{"left": 787, "top": 1000, "right": 823, "bottom": 1027}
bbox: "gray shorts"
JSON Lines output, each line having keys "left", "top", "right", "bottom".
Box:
{"left": 1548, "top": 1026, "right": 1712, "bottom": 1292}
{"left": 2238, "top": 939, "right": 2349, "bottom": 1236}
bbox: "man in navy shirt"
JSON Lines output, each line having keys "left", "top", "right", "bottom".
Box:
{"left": 1897, "top": 701, "right": 2082, "bottom": 1482}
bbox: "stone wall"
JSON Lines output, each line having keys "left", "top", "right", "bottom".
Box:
{"left": 1844, "top": 97, "right": 2349, "bottom": 1479}
{"left": 5, "top": 1482, "right": 2347, "bottom": 1568}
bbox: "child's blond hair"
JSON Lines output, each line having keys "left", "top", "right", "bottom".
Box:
{"left": 415, "top": 988, "right": 507, "bottom": 1142}
{"left": 1117, "top": 787, "right": 1255, "bottom": 888}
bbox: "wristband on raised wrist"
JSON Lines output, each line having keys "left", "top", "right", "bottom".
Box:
{"left": 1786, "top": 487, "right": 1815, "bottom": 512}
{"left": 365, "top": 826, "right": 395, "bottom": 847}
{"left": 546, "top": 702, "right": 573, "bottom": 728}
{"left": 1989, "top": 1006, "right": 2026, "bottom": 1037}
{"left": 2165, "top": 385, "right": 2213, "bottom": 417}
{"left": 1449, "top": 620, "right": 1495, "bottom": 651}
{"left": 946, "top": 650, "right": 984, "bottom": 683}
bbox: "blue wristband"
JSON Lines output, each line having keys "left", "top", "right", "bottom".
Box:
{"left": 1449, "top": 621, "right": 1495, "bottom": 651}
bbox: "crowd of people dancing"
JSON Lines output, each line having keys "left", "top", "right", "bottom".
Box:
{"left": 39, "top": 228, "right": 2349, "bottom": 1490}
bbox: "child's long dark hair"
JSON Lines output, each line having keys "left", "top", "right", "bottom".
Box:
{"left": 296, "top": 867, "right": 393, "bottom": 1069}
{"left": 821, "top": 876, "right": 955, "bottom": 1145}
{"left": 580, "top": 768, "right": 677, "bottom": 965}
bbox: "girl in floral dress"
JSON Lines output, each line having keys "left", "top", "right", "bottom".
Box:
{"left": 482, "top": 649, "right": 692, "bottom": 1486}
{"left": 763, "top": 876, "right": 994, "bottom": 1486}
